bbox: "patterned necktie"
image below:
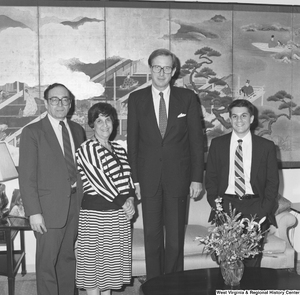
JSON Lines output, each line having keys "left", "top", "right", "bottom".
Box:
{"left": 159, "top": 92, "right": 167, "bottom": 137}
{"left": 235, "top": 139, "right": 246, "bottom": 198}
{"left": 60, "top": 121, "right": 77, "bottom": 185}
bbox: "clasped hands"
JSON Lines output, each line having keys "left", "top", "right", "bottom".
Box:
{"left": 122, "top": 197, "right": 135, "bottom": 220}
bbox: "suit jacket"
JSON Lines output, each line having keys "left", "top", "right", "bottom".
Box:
{"left": 205, "top": 132, "right": 279, "bottom": 226}
{"left": 127, "top": 85, "right": 204, "bottom": 197}
{"left": 19, "top": 115, "right": 86, "bottom": 228}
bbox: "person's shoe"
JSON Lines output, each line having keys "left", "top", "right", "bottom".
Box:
{"left": 138, "top": 275, "right": 147, "bottom": 284}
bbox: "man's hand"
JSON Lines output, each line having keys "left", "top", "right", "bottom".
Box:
{"left": 134, "top": 183, "right": 141, "bottom": 200}
{"left": 189, "top": 182, "right": 203, "bottom": 200}
{"left": 122, "top": 197, "right": 135, "bottom": 220}
{"left": 29, "top": 214, "right": 47, "bottom": 234}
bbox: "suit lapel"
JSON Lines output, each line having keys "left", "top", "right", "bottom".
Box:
{"left": 250, "top": 134, "right": 261, "bottom": 183}
{"left": 222, "top": 133, "right": 231, "bottom": 188}
{"left": 42, "top": 116, "right": 67, "bottom": 167}
{"left": 142, "top": 87, "right": 183, "bottom": 140}
{"left": 143, "top": 87, "right": 162, "bottom": 138}
{"left": 164, "top": 88, "right": 181, "bottom": 138}
{"left": 68, "top": 120, "right": 81, "bottom": 150}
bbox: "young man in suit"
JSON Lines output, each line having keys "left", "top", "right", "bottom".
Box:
{"left": 127, "top": 48, "right": 204, "bottom": 280}
{"left": 19, "top": 83, "right": 86, "bottom": 295}
{"left": 205, "top": 99, "right": 279, "bottom": 267}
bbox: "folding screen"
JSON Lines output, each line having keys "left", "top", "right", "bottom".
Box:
{"left": 0, "top": 1, "right": 299, "bottom": 167}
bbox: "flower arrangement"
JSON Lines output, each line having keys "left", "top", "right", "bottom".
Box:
{"left": 195, "top": 197, "right": 266, "bottom": 264}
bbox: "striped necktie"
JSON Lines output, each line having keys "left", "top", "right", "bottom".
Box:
{"left": 235, "top": 139, "right": 246, "bottom": 198}
{"left": 159, "top": 92, "right": 167, "bottom": 138}
{"left": 60, "top": 121, "right": 77, "bottom": 185}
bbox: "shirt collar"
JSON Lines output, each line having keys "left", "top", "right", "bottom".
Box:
{"left": 152, "top": 85, "right": 170, "bottom": 99}
{"left": 47, "top": 114, "right": 67, "bottom": 128}
{"left": 231, "top": 130, "right": 251, "bottom": 144}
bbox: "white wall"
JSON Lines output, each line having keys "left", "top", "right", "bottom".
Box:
{"left": 279, "top": 169, "right": 300, "bottom": 202}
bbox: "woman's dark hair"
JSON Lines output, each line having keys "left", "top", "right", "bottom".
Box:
{"left": 43, "top": 83, "right": 75, "bottom": 102}
{"left": 88, "top": 102, "right": 118, "bottom": 129}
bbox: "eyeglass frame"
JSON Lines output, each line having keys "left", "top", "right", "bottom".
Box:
{"left": 151, "top": 65, "right": 174, "bottom": 74}
{"left": 48, "top": 96, "right": 71, "bottom": 106}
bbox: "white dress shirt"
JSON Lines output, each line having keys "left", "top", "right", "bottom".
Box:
{"left": 152, "top": 86, "right": 170, "bottom": 125}
{"left": 225, "top": 131, "right": 254, "bottom": 195}
{"left": 47, "top": 114, "right": 76, "bottom": 161}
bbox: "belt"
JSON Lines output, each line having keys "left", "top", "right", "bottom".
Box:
{"left": 224, "top": 194, "right": 259, "bottom": 200}
{"left": 71, "top": 187, "right": 77, "bottom": 194}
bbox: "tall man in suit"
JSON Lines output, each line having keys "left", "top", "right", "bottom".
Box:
{"left": 205, "top": 99, "right": 279, "bottom": 267}
{"left": 127, "top": 48, "right": 204, "bottom": 280}
{"left": 19, "top": 83, "right": 86, "bottom": 295}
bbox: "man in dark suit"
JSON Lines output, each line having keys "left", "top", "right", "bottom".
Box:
{"left": 239, "top": 80, "right": 254, "bottom": 98}
{"left": 19, "top": 83, "right": 86, "bottom": 295}
{"left": 205, "top": 99, "right": 279, "bottom": 267}
{"left": 127, "top": 48, "right": 204, "bottom": 280}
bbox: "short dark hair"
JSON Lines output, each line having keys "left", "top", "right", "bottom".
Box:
{"left": 148, "top": 48, "right": 177, "bottom": 69}
{"left": 44, "top": 83, "right": 75, "bottom": 101}
{"left": 88, "top": 102, "right": 118, "bottom": 129}
{"left": 228, "top": 99, "right": 255, "bottom": 117}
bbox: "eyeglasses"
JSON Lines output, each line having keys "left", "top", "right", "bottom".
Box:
{"left": 151, "top": 65, "right": 173, "bottom": 74}
{"left": 48, "top": 97, "right": 71, "bottom": 106}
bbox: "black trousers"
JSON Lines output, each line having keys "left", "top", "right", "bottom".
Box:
{"left": 141, "top": 182, "right": 188, "bottom": 279}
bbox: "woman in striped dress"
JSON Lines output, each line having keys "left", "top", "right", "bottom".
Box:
{"left": 75, "top": 103, "right": 135, "bottom": 295}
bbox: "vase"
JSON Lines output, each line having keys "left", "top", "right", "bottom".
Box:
{"left": 220, "top": 260, "right": 244, "bottom": 286}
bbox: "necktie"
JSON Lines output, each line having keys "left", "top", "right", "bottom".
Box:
{"left": 235, "top": 139, "right": 245, "bottom": 198}
{"left": 60, "top": 121, "right": 77, "bottom": 185}
{"left": 159, "top": 92, "right": 167, "bottom": 137}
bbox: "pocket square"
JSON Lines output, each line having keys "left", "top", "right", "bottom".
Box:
{"left": 177, "top": 113, "right": 186, "bottom": 118}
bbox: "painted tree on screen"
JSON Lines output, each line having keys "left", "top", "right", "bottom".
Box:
{"left": 180, "top": 47, "right": 233, "bottom": 132}
{"left": 257, "top": 90, "right": 300, "bottom": 151}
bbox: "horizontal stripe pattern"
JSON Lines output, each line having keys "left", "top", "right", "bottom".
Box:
{"left": 76, "top": 139, "right": 134, "bottom": 202}
{"left": 76, "top": 209, "right": 132, "bottom": 290}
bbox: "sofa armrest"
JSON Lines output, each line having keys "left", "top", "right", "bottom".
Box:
{"left": 273, "top": 211, "right": 297, "bottom": 246}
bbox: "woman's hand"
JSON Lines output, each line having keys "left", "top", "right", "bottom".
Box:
{"left": 122, "top": 197, "right": 135, "bottom": 220}
{"left": 134, "top": 183, "right": 141, "bottom": 200}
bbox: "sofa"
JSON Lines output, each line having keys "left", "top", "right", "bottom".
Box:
{"left": 132, "top": 192, "right": 297, "bottom": 276}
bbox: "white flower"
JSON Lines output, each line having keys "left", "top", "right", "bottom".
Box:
{"left": 195, "top": 198, "right": 265, "bottom": 264}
